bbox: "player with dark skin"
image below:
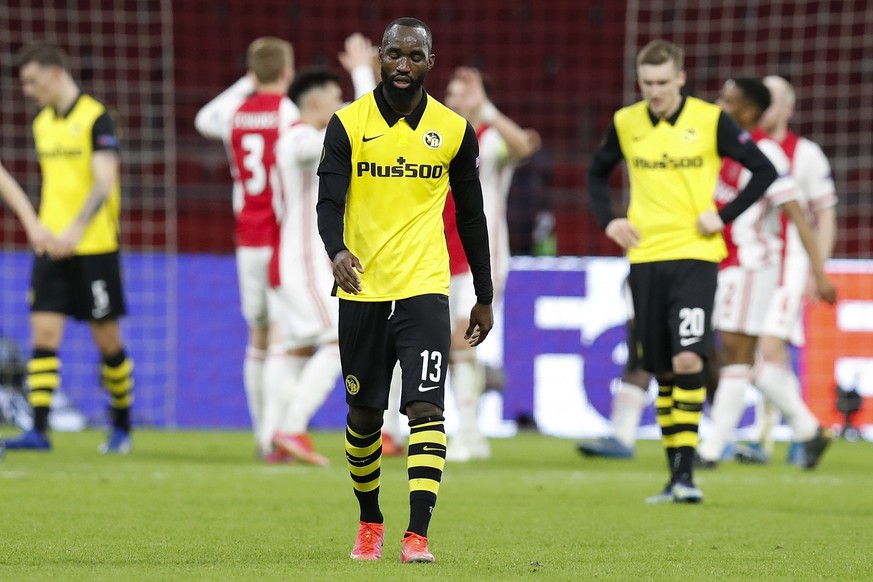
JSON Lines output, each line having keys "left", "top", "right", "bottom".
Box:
{"left": 331, "top": 23, "right": 493, "bottom": 437}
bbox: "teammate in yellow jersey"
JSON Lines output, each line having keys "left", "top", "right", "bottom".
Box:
{"left": 588, "top": 40, "right": 778, "bottom": 504}
{"left": 318, "top": 17, "right": 492, "bottom": 563}
{"left": 3, "top": 42, "right": 135, "bottom": 455}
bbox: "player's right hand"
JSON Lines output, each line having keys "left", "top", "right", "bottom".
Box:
{"left": 25, "top": 221, "right": 55, "bottom": 257}
{"left": 605, "top": 218, "right": 640, "bottom": 249}
{"left": 466, "top": 302, "right": 494, "bottom": 347}
{"left": 333, "top": 250, "right": 364, "bottom": 294}
{"left": 814, "top": 273, "right": 837, "bottom": 305}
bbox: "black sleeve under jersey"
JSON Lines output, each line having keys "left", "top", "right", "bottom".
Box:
{"left": 715, "top": 111, "right": 778, "bottom": 224}
{"left": 450, "top": 122, "right": 493, "bottom": 305}
{"left": 92, "top": 111, "right": 120, "bottom": 152}
{"left": 587, "top": 122, "right": 624, "bottom": 230}
{"left": 316, "top": 114, "right": 352, "bottom": 261}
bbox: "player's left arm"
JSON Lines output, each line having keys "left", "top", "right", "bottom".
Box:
{"left": 51, "top": 112, "right": 120, "bottom": 259}
{"left": 451, "top": 122, "right": 494, "bottom": 345}
{"left": 781, "top": 199, "right": 836, "bottom": 304}
{"left": 806, "top": 143, "right": 838, "bottom": 261}
{"left": 814, "top": 205, "right": 837, "bottom": 261}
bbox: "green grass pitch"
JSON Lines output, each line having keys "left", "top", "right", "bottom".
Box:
{"left": 1, "top": 429, "right": 871, "bottom": 580}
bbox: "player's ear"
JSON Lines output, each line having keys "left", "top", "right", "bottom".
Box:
{"left": 677, "top": 69, "right": 687, "bottom": 89}
{"left": 427, "top": 53, "right": 435, "bottom": 71}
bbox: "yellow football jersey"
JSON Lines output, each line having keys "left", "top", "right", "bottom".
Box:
{"left": 330, "top": 91, "right": 470, "bottom": 301}
{"left": 614, "top": 97, "right": 725, "bottom": 264}
{"left": 33, "top": 93, "right": 121, "bottom": 255}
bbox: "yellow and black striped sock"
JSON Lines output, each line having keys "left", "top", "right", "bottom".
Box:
{"left": 655, "top": 381, "right": 677, "bottom": 481}
{"left": 102, "top": 349, "right": 134, "bottom": 431}
{"left": 406, "top": 415, "right": 446, "bottom": 537}
{"left": 672, "top": 372, "right": 707, "bottom": 483}
{"left": 345, "top": 418, "right": 383, "bottom": 524}
{"left": 27, "top": 348, "right": 60, "bottom": 433}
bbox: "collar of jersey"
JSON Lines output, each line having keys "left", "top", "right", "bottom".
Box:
{"left": 373, "top": 83, "right": 428, "bottom": 130}
{"left": 647, "top": 95, "right": 686, "bottom": 127}
{"left": 53, "top": 92, "right": 83, "bottom": 119}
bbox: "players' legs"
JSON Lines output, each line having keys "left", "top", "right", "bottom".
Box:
{"left": 612, "top": 367, "right": 651, "bottom": 449}
{"left": 259, "top": 325, "right": 301, "bottom": 455}
{"left": 347, "top": 404, "right": 387, "bottom": 525}
{"left": 698, "top": 330, "right": 756, "bottom": 463}
{"left": 90, "top": 318, "right": 134, "bottom": 435}
{"left": 393, "top": 295, "right": 449, "bottom": 543}
{"left": 702, "top": 263, "right": 778, "bottom": 464}
{"left": 340, "top": 299, "right": 394, "bottom": 532}
{"left": 755, "top": 334, "right": 819, "bottom": 442}
{"left": 445, "top": 272, "right": 486, "bottom": 462}
{"left": 236, "top": 246, "right": 273, "bottom": 454}
{"left": 446, "top": 317, "right": 487, "bottom": 462}
{"left": 670, "top": 350, "right": 707, "bottom": 486}
{"left": 270, "top": 339, "right": 341, "bottom": 466}
{"left": 27, "top": 311, "right": 66, "bottom": 436}
{"left": 245, "top": 323, "right": 269, "bottom": 451}
{"left": 381, "top": 363, "right": 405, "bottom": 455}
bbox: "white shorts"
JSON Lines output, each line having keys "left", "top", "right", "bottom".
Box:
{"left": 713, "top": 264, "right": 780, "bottom": 336}
{"left": 760, "top": 285, "right": 805, "bottom": 345}
{"left": 449, "top": 271, "right": 476, "bottom": 324}
{"left": 236, "top": 246, "right": 273, "bottom": 327}
{"left": 268, "top": 260, "right": 338, "bottom": 351}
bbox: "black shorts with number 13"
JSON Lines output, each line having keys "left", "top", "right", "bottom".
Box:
{"left": 338, "top": 294, "right": 450, "bottom": 414}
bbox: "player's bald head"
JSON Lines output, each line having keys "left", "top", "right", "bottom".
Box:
{"left": 383, "top": 17, "right": 432, "bottom": 54}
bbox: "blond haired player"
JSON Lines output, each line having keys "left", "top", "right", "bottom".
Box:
{"left": 195, "top": 37, "right": 298, "bottom": 459}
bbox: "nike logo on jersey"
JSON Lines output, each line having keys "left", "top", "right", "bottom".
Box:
{"left": 422, "top": 445, "right": 446, "bottom": 453}
{"left": 679, "top": 337, "right": 702, "bottom": 347}
{"left": 362, "top": 134, "right": 384, "bottom": 142}
{"left": 418, "top": 383, "right": 440, "bottom": 392}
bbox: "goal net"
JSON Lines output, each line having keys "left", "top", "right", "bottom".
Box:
{"left": 0, "top": 1, "right": 177, "bottom": 427}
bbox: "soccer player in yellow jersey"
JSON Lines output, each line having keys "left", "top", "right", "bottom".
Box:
{"left": 588, "top": 40, "right": 778, "bottom": 504}
{"left": 318, "top": 17, "right": 493, "bottom": 563}
{"left": 3, "top": 42, "right": 134, "bottom": 454}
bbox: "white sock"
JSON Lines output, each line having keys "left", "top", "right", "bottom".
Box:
{"left": 610, "top": 381, "right": 647, "bottom": 448}
{"left": 383, "top": 362, "right": 403, "bottom": 441}
{"left": 259, "top": 348, "right": 305, "bottom": 451}
{"left": 280, "top": 344, "right": 342, "bottom": 435}
{"left": 698, "top": 364, "right": 751, "bottom": 461}
{"left": 243, "top": 346, "right": 266, "bottom": 445}
{"left": 754, "top": 361, "right": 819, "bottom": 441}
{"left": 753, "top": 397, "right": 782, "bottom": 454}
{"left": 449, "top": 357, "right": 486, "bottom": 444}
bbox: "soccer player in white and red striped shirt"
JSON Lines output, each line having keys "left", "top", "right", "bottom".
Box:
{"left": 700, "top": 78, "right": 836, "bottom": 469}
{"left": 442, "top": 67, "right": 540, "bottom": 462}
{"left": 195, "top": 37, "right": 298, "bottom": 459}
{"left": 749, "top": 75, "right": 839, "bottom": 463}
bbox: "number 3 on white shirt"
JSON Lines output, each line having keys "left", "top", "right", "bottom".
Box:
{"left": 241, "top": 133, "right": 266, "bottom": 195}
